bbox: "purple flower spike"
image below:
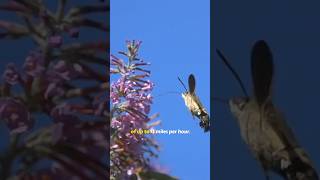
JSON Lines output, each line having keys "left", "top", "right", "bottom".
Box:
{"left": 23, "top": 51, "right": 45, "bottom": 77}
{"left": 50, "top": 60, "right": 83, "bottom": 81}
{"left": 53, "top": 60, "right": 70, "bottom": 80}
{"left": 68, "top": 28, "right": 80, "bottom": 38}
{"left": 48, "top": 35, "right": 63, "bottom": 48}
{"left": 0, "top": 0, "right": 109, "bottom": 178}
{"left": 0, "top": 98, "right": 33, "bottom": 134}
{"left": 126, "top": 40, "right": 142, "bottom": 60}
{"left": 93, "top": 93, "right": 108, "bottom": 117}
{"left": 44, "top": 82, "right": 65, "bottom": 100}
{"left": 3, "top": 63, "right": 20, "bottom": 85}
{"left": 111, "top": 41, "right": 159, "bottom": 178}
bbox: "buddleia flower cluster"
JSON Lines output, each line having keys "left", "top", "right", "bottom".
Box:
{"left": 110, "top": 40, "right": 160, "bottom": 179}
{"left": 0, "top": 0, "right": 108, "bottom": 179}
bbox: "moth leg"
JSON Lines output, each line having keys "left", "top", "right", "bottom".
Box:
{"left": 199, "top": 121, "right": 203, "bottom": 128}
{"left": 199, "top": 118, "right": 210, "bottom": 132}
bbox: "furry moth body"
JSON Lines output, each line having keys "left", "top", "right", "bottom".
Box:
{"left": 217, "top": 40, "right": 318, "bottom": 180}
{"left": 179, "top": 74, "right": 210, "bottom": 132}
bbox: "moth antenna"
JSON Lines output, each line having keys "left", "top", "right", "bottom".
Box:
{"left": 178, "top": 77, "right": 188, "bottom": 92}
{"left": 216, "top": 49, "right": 249, "bottom": 98}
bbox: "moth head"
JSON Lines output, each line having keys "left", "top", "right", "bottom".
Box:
{"left": 181, "top": 92, "right": 189, "bottom": 102}
{"left": 217, "top": 40, "right": 274, "bottom": 115}
{"left": 229, "top": 97, "right": 249, "bottom": 118}
{"left": 181, "top": 92, "right": 195, "bottom": 110}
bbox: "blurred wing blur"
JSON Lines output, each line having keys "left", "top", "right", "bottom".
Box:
{"left": 188, "top": 74, "right": 196, "bottom": 94}
{"left": 251, "top": 40, "right": 274, "bottom": 105}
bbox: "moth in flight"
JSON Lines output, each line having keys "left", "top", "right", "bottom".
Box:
{"left": 178, "top": 74, "right": 210, "bottom": 132}
{"left": 216, "top": 40, "right": 318, "bottom": 180}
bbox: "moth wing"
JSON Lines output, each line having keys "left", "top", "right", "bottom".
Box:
{"left": 251, "top": 40, "right": 274, "bottom": 105}
{"left": 267, "top": 105, "right": 299, "bottom": 148}
{"left": 188, "top": 74, "right": 196, "bottom": 94}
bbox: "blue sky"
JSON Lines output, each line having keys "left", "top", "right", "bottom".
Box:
{"left": 214, "top": 0, "right": 320, "bottom": 179}
{"left": 111, "top": 0, "right": 210, "bottom": 180}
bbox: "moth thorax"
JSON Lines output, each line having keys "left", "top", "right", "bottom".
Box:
{"left": 181, "top": 92, "right": 198, "bottom": 113}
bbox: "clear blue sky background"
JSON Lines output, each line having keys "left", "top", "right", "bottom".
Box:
{"left": 111, "top": 0, "right": 210, "bottom": 180}
{"left": 214, "top": 0, "right": 320, "bottom": 179}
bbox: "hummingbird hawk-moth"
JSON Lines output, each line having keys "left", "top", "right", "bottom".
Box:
{"left": 178, "top": 74, "right": 210, "bottom": 132}
{"left": 216, "top": 40, "right": 318, "bottom": 180}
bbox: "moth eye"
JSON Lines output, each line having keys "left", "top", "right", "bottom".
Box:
{"left": 233, "top": 98, "right": 248, "bottom": 111}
